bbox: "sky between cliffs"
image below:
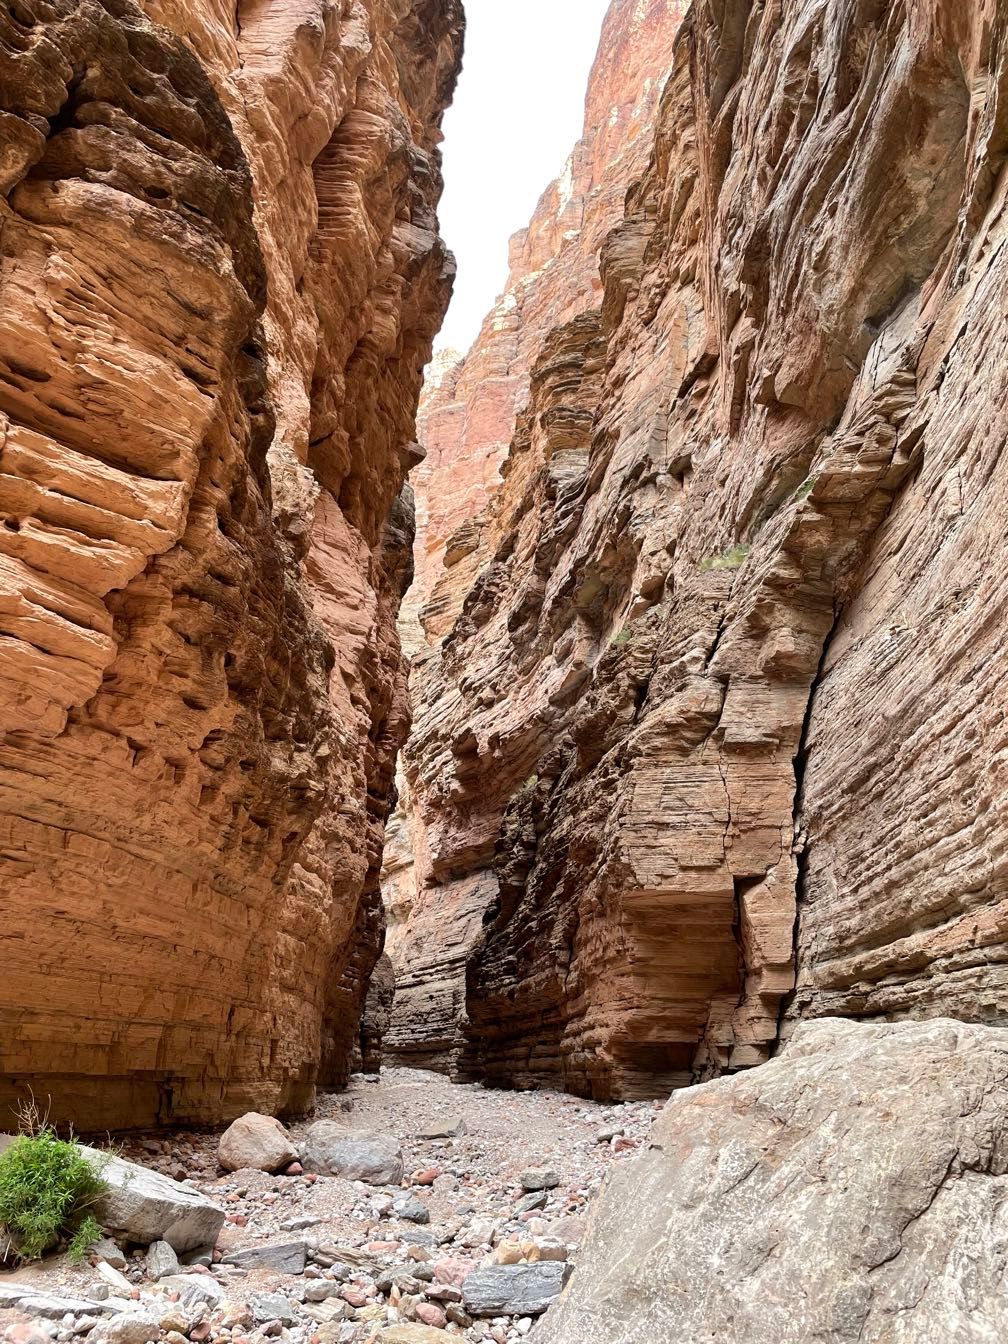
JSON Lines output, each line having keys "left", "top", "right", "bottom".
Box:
{"left": 434, "top": 0, "right": 612, "bottom": 355}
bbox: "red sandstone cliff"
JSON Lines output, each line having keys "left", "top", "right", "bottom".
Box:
{"left": 384, "top": 0, "right": 688, "bottom": 1068}
{"left": 0, "top": 0, "right": 462, "bottom": 1129}
{"left": 392, "top": 0, "right": 1008, "bottom": 1100}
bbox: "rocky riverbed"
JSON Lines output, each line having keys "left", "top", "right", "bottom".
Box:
{"left": 0, "top": 1070, "right": 658, "bottom": 1344}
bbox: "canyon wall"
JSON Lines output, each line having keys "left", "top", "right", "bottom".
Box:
{"left": 0, "top": 0, "right": 462, "bottom": 1129}
{"left": 385, "top": 0, "right": 689, "bottom": 1070}
{"left": 393, "top": 0, "right": 1008, "bottom": 1099}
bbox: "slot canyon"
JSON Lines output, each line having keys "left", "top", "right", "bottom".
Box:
{"left": 2, "top": 1, "right": 1008, "bottom": 1342}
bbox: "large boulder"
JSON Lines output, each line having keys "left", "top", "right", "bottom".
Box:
{"left": 541, "top": 1019, "right": 1008, "bottom": 1343}
{"left": 218, "top": 1112, "right": 298, "bottom": 1173}
{"left": 301, "top": 1121, "right": 404, "bottom": 1185}
{"left": 86, "top": 1148, "right": 225, "bottom": 1252}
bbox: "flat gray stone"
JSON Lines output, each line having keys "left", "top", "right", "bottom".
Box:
{"left": 0, "top": 1284, "right": 120, "bottom": 1318}
{"left": 221, "top": 1240, "right": 307, "bottom": 1273}
{"left": 86, "top": 1148, "right": 225, "bottom": 1252}
{"left": 301, "top": 1121, "right": 403, "bottom": 1185}
{"left": 462, "top": 1262, "right": 569, "bottom": 1316}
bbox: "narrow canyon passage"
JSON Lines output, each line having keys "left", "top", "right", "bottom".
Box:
{"left": 3, "top": 0, "right": 1008, "bottom": 1342}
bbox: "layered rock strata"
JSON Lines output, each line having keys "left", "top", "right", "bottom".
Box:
{"left": 0, "top": 0, "right": 462, "bottom": 1128}
{"left": 385, "top": 0, "right": 688, "bottom": 1072}
{"left": 394, "top": 0, "right": 1008, "bottom": 1098}
{"left": 542, "top": 1018, "right": 1008, "bottom": 1343}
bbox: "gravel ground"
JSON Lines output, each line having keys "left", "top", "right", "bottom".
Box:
{"left": 0, "top": 1068, "right": 658, "bottom": 1344}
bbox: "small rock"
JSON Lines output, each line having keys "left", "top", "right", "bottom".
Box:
{"left": 157, "top": 1311, "right": 190, "bottom": 1335}
{"left": 146, "top": 1239, "right": 180, "bottom": 1281}
{"left": 392, "top": 1194, "right": 430, "bottom": 1225}
{"left": 156, "top": 1275, "right": 226, "bottom": 1308}
{"left": 414, "top": 1303, "right": 446, "bottom": 1329}
{"left": 514, "top": 1192, "right": 546, "bottom": 1215}
{"left": 250, "top": 1294, "right": 295, "bottom": 1327}
{"left": 520, "top": 1168, "right": 559, "bottom": 1192}
{"left": 88, "top": 1238, "right": 127, "bottom": 1270}
{"left": 87, "top": 1314, "right": 162, "bottom": 1344}
{"left": 410, "top": 1168, "right": 440, "bottom": 1187}
{"left": 304, "top": 1282, "right": 343, "bottom": 1303}
{"left": 94, "top": 1262, "right": 133, "bottom": 1296}
{"left": 413, "top": 1118, "right": 464, "bottom": 1140}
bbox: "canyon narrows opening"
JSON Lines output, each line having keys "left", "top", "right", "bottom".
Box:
{"left": 3, "top": 1, "right": 1008, "bottom": 1343}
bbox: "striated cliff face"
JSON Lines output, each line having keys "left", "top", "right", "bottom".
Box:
{"left": 0, "top": 0, "right": 462, "bottom": 1129}
{"left": 393, "top": 0, "right": 1008, "bottom": 1101}
{"left": 402, "top": 0, "right": 687, "bottom": 652}
{"left": 385, "top": 0, "right": 689, "bottom": 1071}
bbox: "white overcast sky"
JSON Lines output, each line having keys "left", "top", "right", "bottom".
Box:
{"left": 435, "top": 0, "right": 612, "bottom": 354}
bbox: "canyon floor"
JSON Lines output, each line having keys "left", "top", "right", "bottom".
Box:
{"left": 0, "top": 1070, "right": 658, "bottom": 1344}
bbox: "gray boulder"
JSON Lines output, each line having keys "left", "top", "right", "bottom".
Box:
{"left": 462, "top": 1262, "right": 569, "bottom": 1316}
{"left": 217, "top": 1112, "right": 298, "bottom": 1174}
{"left": 541, "top": 1018, "right": 1008, "bottom": 1343}
{"left": 86, "top": 1148, "right": 225, "bottom": 1252}
{"left": 301, "top": 1121, "right": 404, "bottom": 1184}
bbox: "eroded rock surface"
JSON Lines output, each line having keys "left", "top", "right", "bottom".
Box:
{"left": 0, "top": 0, "right": 462, "bottom": 1127}
{"left": 386, "top": 0, "right": 689, "bottom": 1075}
{"left": 393, "top": 0, "right": 1008, "bottom": 1098}
{"left": 542, "top": 1019, "right": 1008, "bottom": 1343}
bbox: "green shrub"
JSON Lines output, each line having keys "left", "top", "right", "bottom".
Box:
{"left": 700, "top": 543, "right": 752, "bottom": 571}
{"left": 793, "top": 474, "right": 816, "bottom": 500}
{"left": 610, "top": 625, "right": 634, "bottom": 647}
{"left": 0, "top": 1126, "right": 107, "bottom": 1263}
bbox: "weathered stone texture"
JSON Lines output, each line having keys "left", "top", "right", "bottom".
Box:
{"left": 0, "top": 0, "right": 462, "bottom": 1128}
{"left": 541, "top": 1019, "right": 1008, "bottom": 1343}
{"left": 394, "top": 0, "right": 1008, "bottom": 1098}
{"left": 386, "top": 0, "right": 688, "bottom": 1073}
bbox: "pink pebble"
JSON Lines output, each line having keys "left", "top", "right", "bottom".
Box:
{"left": 416, "top": 1303, "right": 447, "bottom": 1329}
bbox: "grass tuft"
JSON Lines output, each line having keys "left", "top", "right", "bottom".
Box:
{"left": 0, "top": 1100, "right": 107, "bottom": 1263}
{"left": 700, "top": 543, "right": 752, "bottom": 571}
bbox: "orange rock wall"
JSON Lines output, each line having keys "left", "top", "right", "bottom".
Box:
{"left": 394, "top": 0, "right": 1008, "bottom": 1097}
{"left": 0, "top": 0, "right": 462, "bottom": 1129}
{"left": 385, "top": 0, "right": 688, "bottom": 1070}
